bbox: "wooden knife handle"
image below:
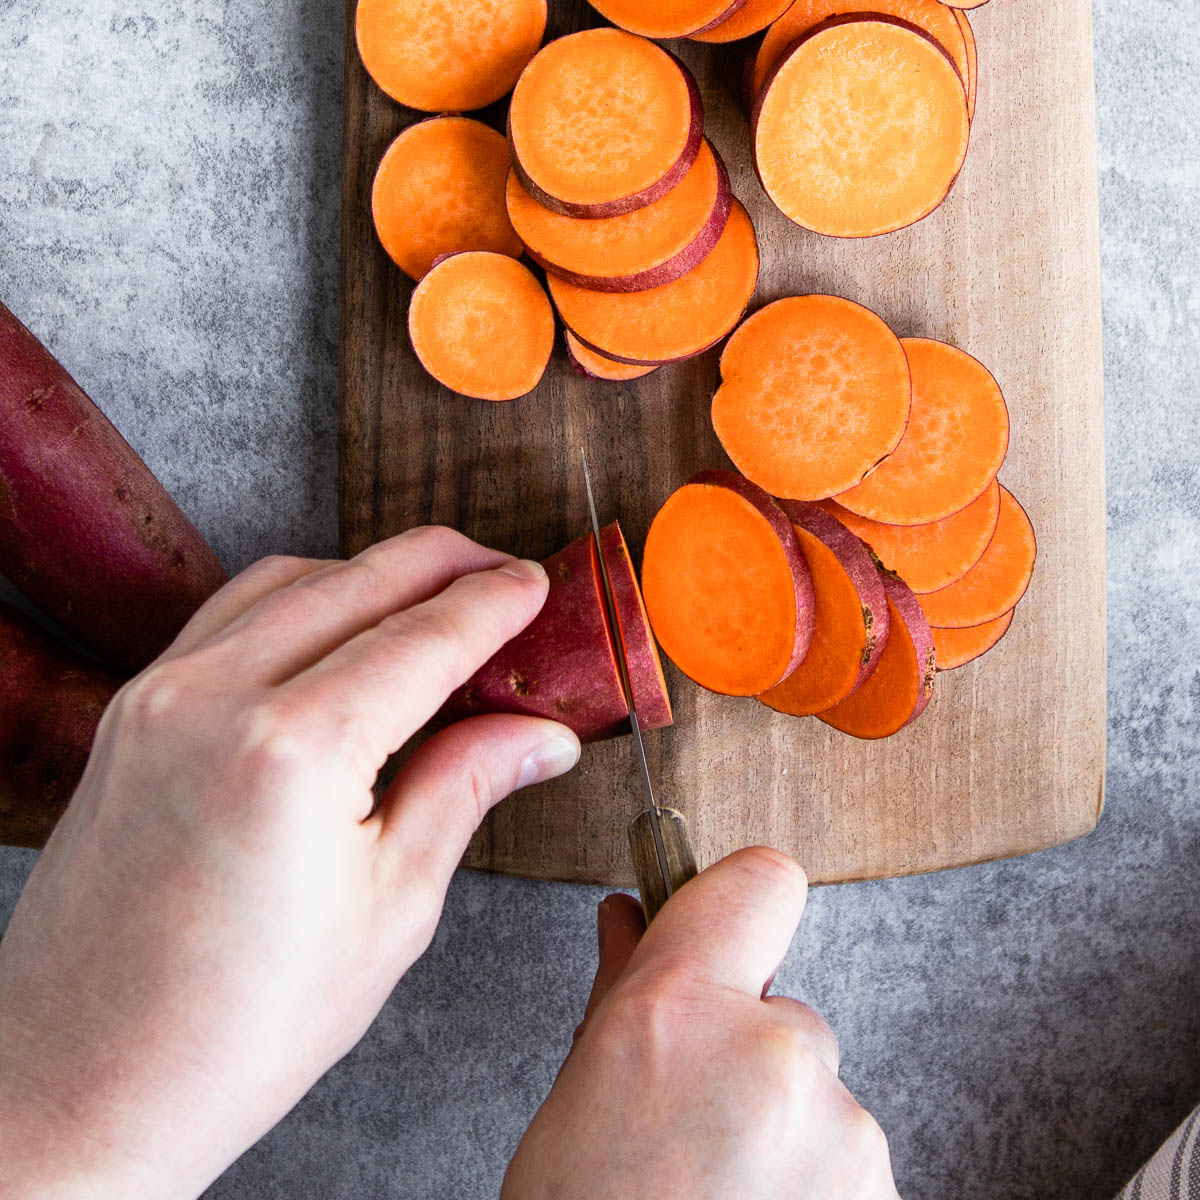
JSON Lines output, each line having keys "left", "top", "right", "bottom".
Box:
{"left": 627, "top": 807, "right": 699, "bottom": 924}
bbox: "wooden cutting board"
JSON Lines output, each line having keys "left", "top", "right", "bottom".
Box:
{"left": 339, "top": 0, "right": 1106, "bottom": 886}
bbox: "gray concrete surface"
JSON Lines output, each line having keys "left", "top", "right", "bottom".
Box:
{"left": 1, "top": 1, "right": 1198, "bottom": 1196}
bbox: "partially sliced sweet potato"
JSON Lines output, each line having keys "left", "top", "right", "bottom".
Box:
{"left": 955, "top": 9, "right": 978, "bottom": 122}
{"left": 548, "top": 202, "right": 759, "bottom": 365}
{"left": 836, "top": 338, "right": 1009, "bottom": 525}
{"left": 752, "top": 16, "right": 969, "bottom": 238}
{"left": 408, "top": 252, "right": 554, "bottom": 401}
{"left": 506, "top": 140, "right": 732, "bottom": 293}
{"left": 588, "top": 0, "right": 745, "bottom": 39}
{"left": 356, "top": 0, "right": 546, "bottom": 112}
{"left": 919, "top": 488, "right": 1036, "bottom": 628}
{"left": 758, "top": 502, "right": 889, "bottom": 716}
{"left": 508, "top": 30, "right": 703, "bottom": 218}
{"left": 818, "top": 570, "right": 935, "bottom": 739}
{"left": 642, "top": 469, "right": 814, "bottom": 697}
{"left": 373, "top": 117, "right": 523, "bottom": 282}
{"left": 819, "top": 481, "right": 1001, "bottom": 594}
{"left": 931, "top": 610, "right": 1014, "bottom": 671}
{"left": 711, "top": 295, "right": 911, "bottom": 499}
{"left": 692, "top": 0, "right": 795, "bottom": 44}
{"left": 565, "top": 333, "right": 658, "bottom": 382}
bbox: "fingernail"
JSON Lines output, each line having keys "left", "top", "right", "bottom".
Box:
{"left": 500, "top": 558, "right": 546, "bottom": 582}
{"left": 517, "top": 735, "right": 580, "bottom": 789}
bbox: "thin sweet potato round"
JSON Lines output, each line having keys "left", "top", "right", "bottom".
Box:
{"left": 750, "top": 0, "right": 970, "bottom": 100}
{"left": 356, "top": 0, "right": 546, "bottom": 112}
{"left": 642, "top": 470, "right": 814, "bottom": 697}
{"left": 711, "top": 295, "right": 911, "bottom": 499}
{"left": 506, "top": 140, "right": 732, "bottom": 293}
{"left": 408, "top": 252, "right": 554, "bottom": 401}
{"left": 373, "top": 118, "right": 522, "bottom": 282}
{"left": 692, "top": 0, "right": 795, "bottom": 44}
{"left": 835, "top": 338, "right": 1009, "bottom": 525}
{"left": 954, "top": 9, "right": 978, "bottom": 122}
{"left": 588, "top": 0, "right": 745, "bottom": 39}
{"left": 942, "top": 0, "right": 989, "bottom": 9}
{"left": 931, "top": 610, "right": 1013, "bottom": 671}
{"left": 758, "top": 502, "right": 890, "bottom": 716}
{"left": 509, "top": 30, "right": 703, "bottom": 218}
{"left": 566, "top": 333, "right": 658, "bottom": 382}
{"left": 548, "top": 202, "right": 759, "bottom": 365}
{"left": 753, "top": 16, "right": 970, "bottom": 238}
{"left": 818, "top": 570, "right": 935, "bottom": 739}
{"left": 919, "top": 488, "right": 1036, "bottom": 628}
{"left": 819, "top": 481, "right": 1001, "bottom": 594}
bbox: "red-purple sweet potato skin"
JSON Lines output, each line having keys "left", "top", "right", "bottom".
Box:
{"left": 0, "top": 303, "right": 227, "bottom": 671}
{"left": 437, "top": 531, "right": 634, "bottom": 742}
{"left": 0, "top": 601, "right": 124, "bottom": 849}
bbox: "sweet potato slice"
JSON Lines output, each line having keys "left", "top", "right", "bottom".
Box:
{"left": 548, "top": 202, "right": 759, "bottom": 365}
{"left": 931, "top": 610, "right": 1013, "bottom": 671}
{"left": 408, "top": 252, "right": 554, "bottom": 401}
{"left": 508, "top": 30, "right": 703, "bottom": 218}
{"left": 749, "top": 0, "right": 970, "bottom": 101}
{"left": 836, "top": 338, "right": 1009, "bottom": 525}
{"left": 819, "top": 482, "right": 1000, "bottom": 594}
{"left": 566, "top": 333, "right": 658, "bottom": 382}
{"left": 919, "top": 488, "right": 1036, "bottom": 628}
{"left": 692, "top": 0, "right": 795, "bottom": 44}
{"left": 642, "top": 470, "right": 814, "bottom": 697}
{"left": 955, "top": 9, "right": 978, "bottom": 122}
{"left": 711, "top": 295, "right": 911, "bottom": 499}
{"left": 588, "top": 0, "right": 745, "bottom": 40}
{"left": 818, "top": 570, "right": 935, "bottom": 739}
{"left": 506, "top": 140, "right": 732, "bottom": 293}
{"left": 372, "top": 118, "right": 522, "bottom": 283}
{"left": 942, "top": 0, "right": 989, "bottom": 9}
{"left": 753, "top": 16, "right": 969, "bottom": 238}
{"left": 356, "top": 0, "right": 546, "bottom": 112}
{"left": 758, "top": 502, "right": 890, "bottom": 716}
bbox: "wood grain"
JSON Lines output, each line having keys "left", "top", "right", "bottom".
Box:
{"left": 339, "top": 0, "right": 1106, "bottom": 886}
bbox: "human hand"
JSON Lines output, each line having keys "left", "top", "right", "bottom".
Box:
{"left": 0, "top": 528, "right": 580, "bottom": 1199}
{"left": 503, "top": 849, "right": 901, "bottom": 1200}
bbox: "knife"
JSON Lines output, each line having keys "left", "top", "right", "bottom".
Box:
{"left": 581, "top": 449, "right": 699, "bottom": 923}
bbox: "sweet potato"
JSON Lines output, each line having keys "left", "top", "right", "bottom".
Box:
{"left": 942, "top": 0, "right": 988, "bottom": 9}
{"left": 548, "top": 201, "right": 759, "bottom": 364}
{"left": 931, "top": 610, "right": 1013, "bottom": 671}
{"left": 691, "top": 0, "right": 795, "bottom": 44}
{"left": 565, "top": 334, "right": 658, "bottom": 382}
{"left": 438, "top": 524, "right": 671, "bottom": 742}
{"left": 752, "top": 15, "right": 970, "bottom": 237}
{"left": 711, "top": 295, "right": 911, "bottom": 500}
{"left": 408, "top": 252, "right": 554, "bottom": 401}
{"left": 506, "top": 139, "right": 732, "bottom": 293}
{"left": 818, "top": 569, "right": 935, "bottom": 739}
{"left": 0, "top": 302, "right": 227, "bottom": 671}
{"left": 642, "top": 469, "right": 814, "bottom": 697}
{"left": 954, "top": 9, "right": 978, "bottom": 122}
{"left": 508, "top": 30, "right": 703, "bottom": 218}
{"left": 0, "top": 602, "right": 123, "bottom": 849}
{"left": 758, "top": 502, "right": 890, "bottom": 716}
{"left": 373, "top": 117, "right": 523, "bottom": 282}
{"left": 356, "top": 0, "right": 546, "bottom": 112}
{"left": 588, "top": 0, "right": 745, "bottom": 40}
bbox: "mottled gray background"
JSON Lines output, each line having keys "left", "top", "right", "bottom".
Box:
{"left": 1, "top": 1, "right": 1197, "bottom": 1197}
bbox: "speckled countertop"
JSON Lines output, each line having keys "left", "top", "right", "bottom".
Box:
{"left": 1, "top": 2, "right": 1198, "bottom": 1197}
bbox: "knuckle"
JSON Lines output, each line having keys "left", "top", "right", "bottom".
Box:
{"left": 394, "top": 524, "right": 474, "bottom": 560}
{"left": 115, "top": 664, "right": 188, "bottom": 729}
{"left": 229, "top": 699, "right": 312, "bottom": 782}
{"left": 847, "top": 1104, "right": 891, "bottom": 1163}
{"left": 752, "top": 1022, "right": 823, "bottom": 1090}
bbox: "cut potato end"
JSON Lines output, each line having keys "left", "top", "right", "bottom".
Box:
{"left": 588, "top": 0, "right": 744, "bottom": 39}
{"left": 712, "top": 294, "right": 911, "bottom": 499}
{"left": 692, "top": 0, "right": 795, "bottom": 43}
{"left": 408, "top": 252, "right": 554, "bottom": 401}
{"left": 566, "top": 333, "right": 658, "bottom": 381}
{"left": 931, "top": 609, "right": 1013, "bottom": 671}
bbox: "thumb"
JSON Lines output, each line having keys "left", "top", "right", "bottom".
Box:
{"left": 575, "top": 894, "right": 646, "bottom": 1040}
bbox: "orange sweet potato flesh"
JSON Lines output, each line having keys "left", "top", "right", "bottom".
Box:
{"left": 642, "top": 470, "right": 814, "bottom": 697}
{"left": 508, "top": 30, "right": 703, "bottom": 217}
{"left": 506, "top": 140, "right": 732, "bottom": 293}
{"left": 408, "top": 252, "right": 554, "bottom": 401}
{"left": 753, "top": 16, "right": 970, "bottom": 238}
{"left": 750, "top": 0, "right": 970, "bottom": 100}
{"left": 818, "top": 570, "right": 936, "bottom": 739}
{"left": 692, "top": 0, "right": 795, "bottom": 44}
{"left": 758, "top": 502, "right": 890, "bottom": 717}
{"left": 819, "top": 481, "right": 1000, "bottom": 595}
{"left": 836, "top": 338, "right": 1009, "bottom": 525}
{"left": 356, "top": 0, "right": 546, "bottom": 112}
{"left": 919, "top": 488, "right": 1036, "bottom": 628}
{"left": 373, "top": 118, "right": 522, "bottom": 283}
{"left": 931, "top": 610, "right": 1013, "bottom": 671}
{"left": 566, "top": 333, "right": 658, "bottom": 382}
{"left": 548, "top": 202, "right": 759, "bottom": 365}
{"left": 955, "top": 9, "right": 978, "bottom": 122}
{"left": 711, "top": 295, "right": 911, "bottom": 499}
{"left": 589, "top": 0, "right": 744, "bottom": 39}
{"left": 942, "top": 0, "right": 989, "bottom": 9}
